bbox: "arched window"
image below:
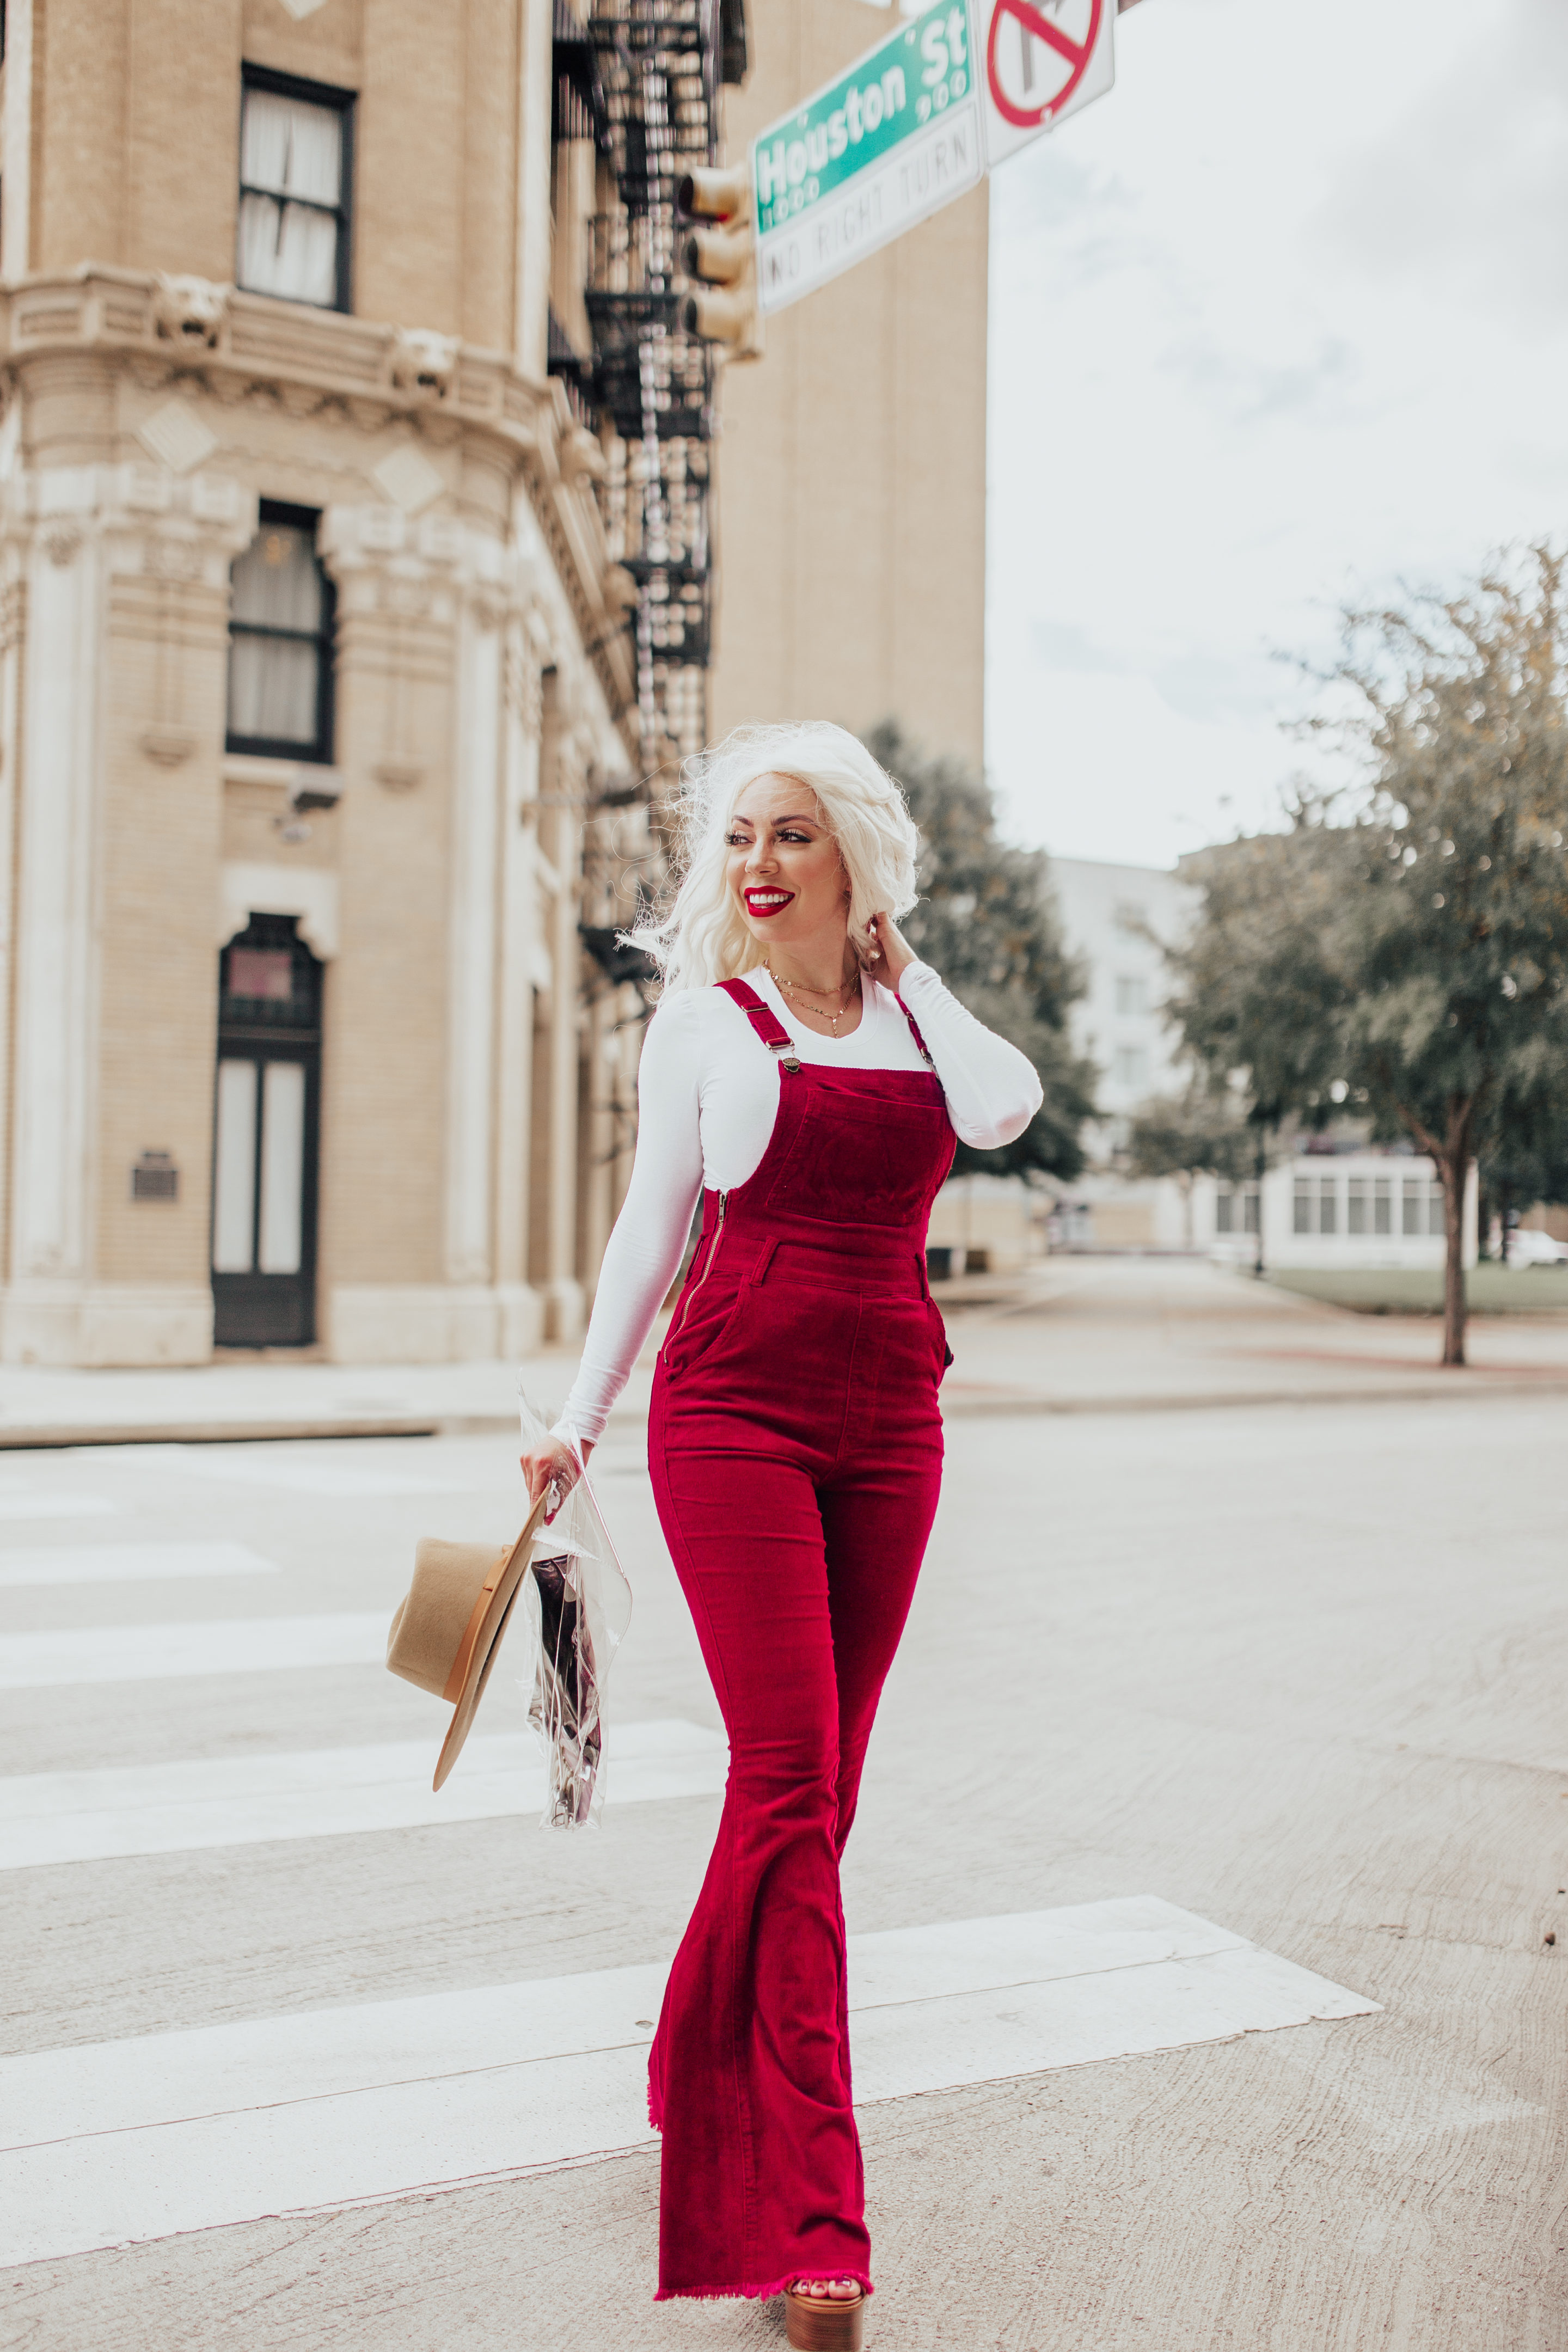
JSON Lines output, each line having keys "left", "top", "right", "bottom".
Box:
{"left": 212, "top": 915, "right": 324, "bottom": 1349}
{"left": 226, "top": 502, "right": 335, "bottom": 762}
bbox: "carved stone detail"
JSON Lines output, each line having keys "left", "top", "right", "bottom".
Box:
{"left": 152, "top": 274, "right": 231, "bottom": 350}
{"left": 559, "top": 426, "right": 607, "bottom": 486}
{"left": 142, "top": 536, "right": 207, "bottom": 582}
{"left": 506, "top": 640, "right": 544, "bottom": 739}
{"left": 140, "top": 725, "right": 198, "bottom": 766}
{"left": 0, "top": 268, "right": 638, "bottom": 724}
{"left": 389, "top": 329, "right": 458, "bottom": 403}
{"left": 40, "top": 523, "right": 84, "bottom": 568}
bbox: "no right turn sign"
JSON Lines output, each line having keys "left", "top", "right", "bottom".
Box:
{"left": 979, "top": 0, "right": 1114, "bottom": 170}
{"left": 747, "top": 0, "right": 1116, "bottom": 315}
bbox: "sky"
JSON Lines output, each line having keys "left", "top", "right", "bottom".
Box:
{"left": 984, "top": 0, "right": 1568, "bottom": 871}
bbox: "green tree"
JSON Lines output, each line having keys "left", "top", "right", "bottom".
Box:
{"left": 1126, "top": 1085, "right": 1260, "bottom": 1252}
{"left": 1479, "top": 1093, "right": 1568, "bottom": 1261}
{"left": 1168, "top": 547, "right": 1568, "bottom": 1364}
{"left": 866, "top": 721, "right": 1097, "bottom": 1179}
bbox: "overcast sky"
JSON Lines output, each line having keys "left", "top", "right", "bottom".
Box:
{"left": 984, "top": 0, "right": 1568, "bottom": 871}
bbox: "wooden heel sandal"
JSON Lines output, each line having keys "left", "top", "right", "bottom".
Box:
{"left": 783, "top": 2283, "right": 865, "bottom": 2350}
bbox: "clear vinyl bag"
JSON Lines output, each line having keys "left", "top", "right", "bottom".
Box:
{"left": 516, "top": 1388, "right": 634, "bottom": 1829}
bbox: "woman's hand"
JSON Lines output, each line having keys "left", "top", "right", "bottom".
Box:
{"left": 520, "top": 1434, "right": 594, "bottom": 1518}
{"left": 853, "top": 910, "right": 918, "bottom": 990}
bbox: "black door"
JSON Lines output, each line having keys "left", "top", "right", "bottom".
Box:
{"left": 212, "top": 916, "right": 323, "bottom": 1347}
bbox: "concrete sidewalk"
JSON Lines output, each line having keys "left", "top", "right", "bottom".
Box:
{"left": 937, "top": 1253, "right": 1568, "bottom": 1416}
{"left": 0, "top": 1257, "right": 1563, "bottom": 1447}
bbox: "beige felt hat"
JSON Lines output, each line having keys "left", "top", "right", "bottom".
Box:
{"left": 387, "top": 1486, "right": 552, "bottom": 1790}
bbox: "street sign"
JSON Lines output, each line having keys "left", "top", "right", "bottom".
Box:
{"left": 749, "top": 0, "right": 1116, "bottom": 315}
{"left": 978, "top": 0, "right": 1114, "bottom": 170}
{"left": 752, "top": 0, "right": 984, "bottom": 316}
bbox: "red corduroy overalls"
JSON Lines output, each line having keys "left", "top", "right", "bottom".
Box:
{"left": 647, "top": 977, "right": 956, "bottom": 2302}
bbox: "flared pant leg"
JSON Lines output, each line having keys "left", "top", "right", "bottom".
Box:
{"left": 647, "top": 1410, "right": 942, "bottom": 2301}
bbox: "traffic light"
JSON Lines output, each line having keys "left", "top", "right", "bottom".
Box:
{"left": 676, "top": 164, "right": 762, "bottom": 360}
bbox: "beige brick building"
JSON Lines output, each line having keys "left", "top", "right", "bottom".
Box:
{"left": 0, "top": 0, "right": 708, "bottom": 1367}
{"left": 0, "top": 0, "right": 988, "bottom": 1370}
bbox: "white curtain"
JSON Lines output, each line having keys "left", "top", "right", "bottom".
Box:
{"left": 227, "top": 635, "right": 318, "bottom": 745}
{"left": 242, "top": 89, "right": 342, "bottom": 204}
{"left": 213, "top": 1061, "right": 259, "bottom": 1274}
{"left": 228, "top": 523, "right": 324, "bottom": 746}
{"left": 238, "top": 89, "right": 342, "bottom": 305}
{"left": 231, "top": 525, "right": 322, "bottom": 632}
{"left": 259, "top": 1063, "right": 306, "bottom": 1277}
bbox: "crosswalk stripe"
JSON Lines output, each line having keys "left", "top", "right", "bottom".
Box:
{"left": 0, "top": 1490, "right": 118, "bottom": 1522}
{"left": 0, "top": 1612, "right": 389, "bottom": 1689}
{"left": 0, "top": 1897, "right": 1380, "bottom": 2268}
{"left": 100, "top": 1446, "right": 479, "bottom": 1496}
{"left": 0, "top": 1720, "right": 728, "bottom": 1867}
{"left": 0, "top": 1542, "right": 279, "bottom": 1590}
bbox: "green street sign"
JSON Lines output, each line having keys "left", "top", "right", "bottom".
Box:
{"left": 752, "top": 0, "right": 983, "bottom": 315}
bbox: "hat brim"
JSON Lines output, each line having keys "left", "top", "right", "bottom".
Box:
{"left": 433, "top": 1485, "right": 553, "bottom": 1792}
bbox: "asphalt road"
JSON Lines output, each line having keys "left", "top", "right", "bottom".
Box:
{"left": 3, "top": 1381, "right": 1565, "bottom": 2349}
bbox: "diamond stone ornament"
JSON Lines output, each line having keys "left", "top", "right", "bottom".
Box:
{"left": 138, "top": 401, "right": 218, "bottom": 476}
{"left": 373, "top": 444, "right": 445, "bottom": 517}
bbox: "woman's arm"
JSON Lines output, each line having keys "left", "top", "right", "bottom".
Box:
{"left": 858, "top": 910, "right": 1044, "bottom": 1149}
{"left": 548, "top": 996, "right": 706, "bottom": 1450}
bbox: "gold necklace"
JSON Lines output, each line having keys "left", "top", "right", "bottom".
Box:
{"left": 766, "top": 964, "right": 861, "bottom": 1037}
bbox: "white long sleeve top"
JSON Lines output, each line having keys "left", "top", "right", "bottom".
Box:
{"left": 553, "top": 962, "right": 1044, "bottom": 1444}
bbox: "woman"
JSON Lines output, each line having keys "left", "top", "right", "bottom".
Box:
{"left": 522, "top": 722, "right": 1041, "bottom": 2346}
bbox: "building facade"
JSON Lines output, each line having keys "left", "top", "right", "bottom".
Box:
{"left": 1047, "top": 855, "right": 1196, "bottom": 1143}
{"left": 1040, "top": 854, "right": 1195, "bottom": 1246}
{"left": 0, "top": 0, "right": 752, "bottom": 1367}
{"left": 1043, "top": 856, "right": 1482, "bottom": 1267}
{"left": 1196, "top": 1152, "right": 1479, "bottom": 1274}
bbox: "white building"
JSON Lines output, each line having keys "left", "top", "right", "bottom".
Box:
{"left": 1048, "top": 857, "right": 1198, "bottom": 1146}
{"left": 1044, "top": 856, "right": 1197, "bottom": 1247}
{"left": 1040, "top": 856, "right": 1479, "bottom": 1271}
{"left": 1195, "top": 1152, "right": 1478, "bottom": 1272}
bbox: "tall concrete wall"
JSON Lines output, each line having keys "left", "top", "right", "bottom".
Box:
{"left": 710, "top": 0, "right": 988, "bottom": 770}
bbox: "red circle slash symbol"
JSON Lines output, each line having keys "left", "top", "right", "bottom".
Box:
{"left": 986, "top": 0, "right": 1103, "bottom": 130}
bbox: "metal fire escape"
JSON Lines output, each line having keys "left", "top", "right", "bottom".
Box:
{"left": 552, "top": 0, "right": 748, "bottom": 773}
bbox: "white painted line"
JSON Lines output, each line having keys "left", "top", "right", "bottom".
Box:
{"left": 0, "top": 1613, "right": 388, "bottom": 1690}
{"left": 0, "top": 1490, "right": 117, "bottom": 1522}
{"left": 0, "top": 1720, "right": 728, "bottom": 1868}
{"left": 0, "top": 1542, "right": 279, "bottom": 1591}
{"left": 0, "top": 1898, "right": 1379, "bottom": 2268}
{"left": 105, "top": 1446, "right": 476, "bottom": 1496}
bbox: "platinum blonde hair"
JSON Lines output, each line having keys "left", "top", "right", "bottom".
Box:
{"left": 625, "top": 721, "right": 920, "bottom": 993}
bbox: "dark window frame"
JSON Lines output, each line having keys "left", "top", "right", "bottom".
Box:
{"left": 238, "top": 63, "right": 356, "bottom": 315}
{"left": 226, "top": 499, "right": 337, "bottom": 765}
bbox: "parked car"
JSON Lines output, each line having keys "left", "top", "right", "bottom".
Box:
{"left": 1507, "top": 1227, "right": 1568, "bottom": 1267}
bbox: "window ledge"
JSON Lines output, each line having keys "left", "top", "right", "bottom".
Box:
{"left": 224, "top": 755, "right": 341, "bottom": 795}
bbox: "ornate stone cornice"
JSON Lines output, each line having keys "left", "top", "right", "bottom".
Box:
{"left": 0, "top": 265, "right": 636, "bottom": 726}
{"left": 0, "top": 462, "right": 259, "bottom": 585}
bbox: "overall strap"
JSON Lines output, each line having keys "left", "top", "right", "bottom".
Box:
{"left": 899, "top": 1001, "right": 937, "bottom": 1071}
{"left": 718, "top": 977, "right": 801, "bottom": 1073}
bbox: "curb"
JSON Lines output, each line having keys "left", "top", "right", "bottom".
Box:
{"left": 0, "top": 1414, "right": 521, "bottom": 1452}
{"left": 938, "top": 1376, "right": 1568, "bottom": 1417}
{"left": 0, "top": 1376, "right": 1560, "bottom": 1450}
